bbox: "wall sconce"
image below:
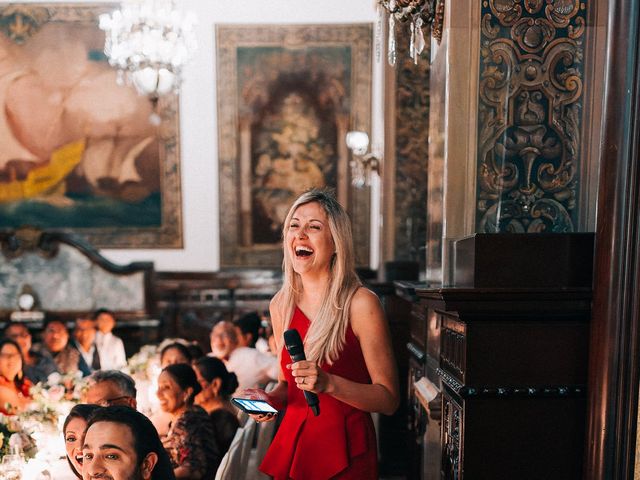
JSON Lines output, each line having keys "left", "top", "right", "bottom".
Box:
{"left": 346, "top": 131, "right": 380, "bottom": 188}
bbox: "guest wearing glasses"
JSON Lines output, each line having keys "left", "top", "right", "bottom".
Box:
{"left": 3, "top": 321, "right": 56, "bottom": 383}
{"left": 84, "top": 370, "right": 137, "bottom": 409}
{"left": 193, "top": 356, "right": 240, "bottom": 454}
{"left": 63, "top": 403, "right": 101, "bottom": 478}
{"left": 0, "top": 338, "right": 32, "bottom": 415}
{"left": 157, "top": 363, "right": 221, "bottom": 479}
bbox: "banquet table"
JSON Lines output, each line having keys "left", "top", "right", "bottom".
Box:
{"left": 19, "top": 456, "right": 77, "bottom": 480}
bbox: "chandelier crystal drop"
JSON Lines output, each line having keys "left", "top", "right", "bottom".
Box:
{"left": 378, "top": 0, "right": 442, "bottom": 65}
{"left": 99, "top": 0, "right": 197, "bottom": 98}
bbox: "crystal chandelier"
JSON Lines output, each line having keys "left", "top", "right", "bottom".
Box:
{"left": 378, "top": 0, "right": 444, "bottom": 65}
{"left": 99, "top": 0, "right": 197, "bottom": 98}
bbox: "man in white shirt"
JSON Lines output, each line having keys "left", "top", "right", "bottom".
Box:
{"left": 94, "top": 308, "right": 127, "bottom": 370}
{"left": 210, "top": 320, "right": 278, "bottom": 392}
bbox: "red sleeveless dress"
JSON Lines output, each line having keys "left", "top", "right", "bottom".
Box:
{"left": 260, "top": 307, "right": 378, "bottom": 480}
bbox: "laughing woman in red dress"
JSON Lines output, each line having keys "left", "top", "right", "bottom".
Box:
{"left": 246, "top": 189, "right": 399, "bottom": 480}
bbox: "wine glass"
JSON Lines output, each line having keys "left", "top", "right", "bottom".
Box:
{"left": 1, "top": 453, "right": 23, "bottom": 480}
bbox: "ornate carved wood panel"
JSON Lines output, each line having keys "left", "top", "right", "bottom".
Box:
{"left": 476, "top": 0, "right": 586, "bottom": 233}
{"left": 394, "top": 23, "right": 429, "bottom": 267}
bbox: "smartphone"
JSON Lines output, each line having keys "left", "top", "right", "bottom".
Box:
{"left": 232, "top": 397, "right": 278, "bottom": 415}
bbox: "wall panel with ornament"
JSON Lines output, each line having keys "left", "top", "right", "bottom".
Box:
{"left": 476, "top": 0, "right": 596, "bottom": 233}
{"left": 216, "top": 24, "right": 373, "bottom": 268}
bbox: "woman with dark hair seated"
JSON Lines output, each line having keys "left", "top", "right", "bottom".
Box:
{"left": 193, "top": 356, "right": 240, "bottom": 454}
{"left": 83, "top": 405, "right": 176, "bottom": 480}
{"left": 157, "top": 363, "right": 221, "bottom": 479}
{"left": 0, "top": 338, "right": 32, "bottom": 415}
{"left": 63, "top": 404, "right": 101, "bottom": 478}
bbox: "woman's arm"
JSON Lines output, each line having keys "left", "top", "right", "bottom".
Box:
{"left": 290, "top": 288, "right": 400, "bottom": 415}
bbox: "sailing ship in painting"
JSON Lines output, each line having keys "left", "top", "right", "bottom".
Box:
{"left": 0, "top": 8, "right": 161, "bottom": 228}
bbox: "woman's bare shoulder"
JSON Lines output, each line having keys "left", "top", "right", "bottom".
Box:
{"left": 350, "top": 286, "right": 381, "bottom": 310}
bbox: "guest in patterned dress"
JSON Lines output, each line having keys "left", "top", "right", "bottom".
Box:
{"left": 157, "top": 363, "right": 221, "bottom": 479}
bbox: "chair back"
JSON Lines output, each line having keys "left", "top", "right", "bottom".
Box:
{"left": 214, "top": 424, "right": 245, "bottom": 480}
{"left": 237, "top": 417, "right": 257, "bottom": 479}
{"left": 252, "top": 418, "right": 276, "bottom": 479}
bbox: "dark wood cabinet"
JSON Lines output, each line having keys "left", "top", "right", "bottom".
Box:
{"left": 405, "top": 233, "right": 594, "bottom": 479}
{"left": 414, "top": 287, "right": 591, "bottom": 480}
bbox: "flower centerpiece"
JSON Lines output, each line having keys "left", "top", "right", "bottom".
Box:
{"left": 0, "top": 413, "right": 37, "bottom": 460}
{"left": 124, "top": 344, "right": 162, "bottom": 416}
{"left": 25, "top": 371, "right": 86, "bottom": 429}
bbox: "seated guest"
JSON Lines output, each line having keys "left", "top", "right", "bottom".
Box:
{"left": 84, "top": 370, "right": 137, "bottom": 409}
{"left": 233, "top": 311, "right": 268, "bottom": 350}
{"left": 160, "top": 342, "right": 192, "bottom": 368}
{"left": 83, "top": 405, "right": 176, "bottom": 480}
{"left": 0, "top": 338, "right": 32, "bottom": 415}
{"left": 151, "top": 340, "right": 192, "bottom": 437}
{"left": 32, "top": 317, "right": 81, "bottom": 376}
{"left": 210, "top": 320, "right": 278, "bottom": 392}
{"left": 4, "top": 322, "right": 56, "bottom": 383}
{"left": 72, "top": 317, "right": 101, "bottom": 376}
{"left": 94, "top": 308, "right": 127, "bottom": 370}
{"left": 63, "top": 403, "right": 101, "bottom": 478}
{"left": 157, "top": 363, "right": 221, "bottom": 479}
{"left": 193, "top": 356, "right": 240, "bottom": 455}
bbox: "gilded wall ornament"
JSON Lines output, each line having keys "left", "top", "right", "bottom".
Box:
{"left": 477, "top": 0, "right": 586, "bottom": 233}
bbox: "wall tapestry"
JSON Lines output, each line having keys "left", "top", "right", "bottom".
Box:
{"left": 0, "top": 4, "right": 182, "bottom": 248}
{"left": 217, "top": 24, "right": 372, "bottom": 268}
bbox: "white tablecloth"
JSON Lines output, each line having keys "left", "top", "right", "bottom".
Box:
{"left": 22, "top": 457, "right": 76, "bottom": 480}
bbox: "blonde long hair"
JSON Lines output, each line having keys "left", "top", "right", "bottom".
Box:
{"left": 278, "top": 189, "right": 361, "bottom": 365}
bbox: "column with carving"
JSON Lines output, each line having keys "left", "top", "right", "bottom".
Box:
{"left": 476, "top": 0, "right": 586, "bottom": 233}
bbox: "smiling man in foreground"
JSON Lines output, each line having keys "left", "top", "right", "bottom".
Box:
{"left": 81, "top": 406, "right": 175, "bottom": 480}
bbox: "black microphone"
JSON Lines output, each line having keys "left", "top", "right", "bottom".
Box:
{"left": 284, "top": 328, "right": 320, "bottom": 416}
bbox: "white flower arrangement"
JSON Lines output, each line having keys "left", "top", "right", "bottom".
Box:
{"left": 23, "top": 371, "right": 87, "bottom": 429}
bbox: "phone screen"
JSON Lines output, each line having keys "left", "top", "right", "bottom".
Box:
{"left": 232, "top": 398, "right": 278, "bottom": 414}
